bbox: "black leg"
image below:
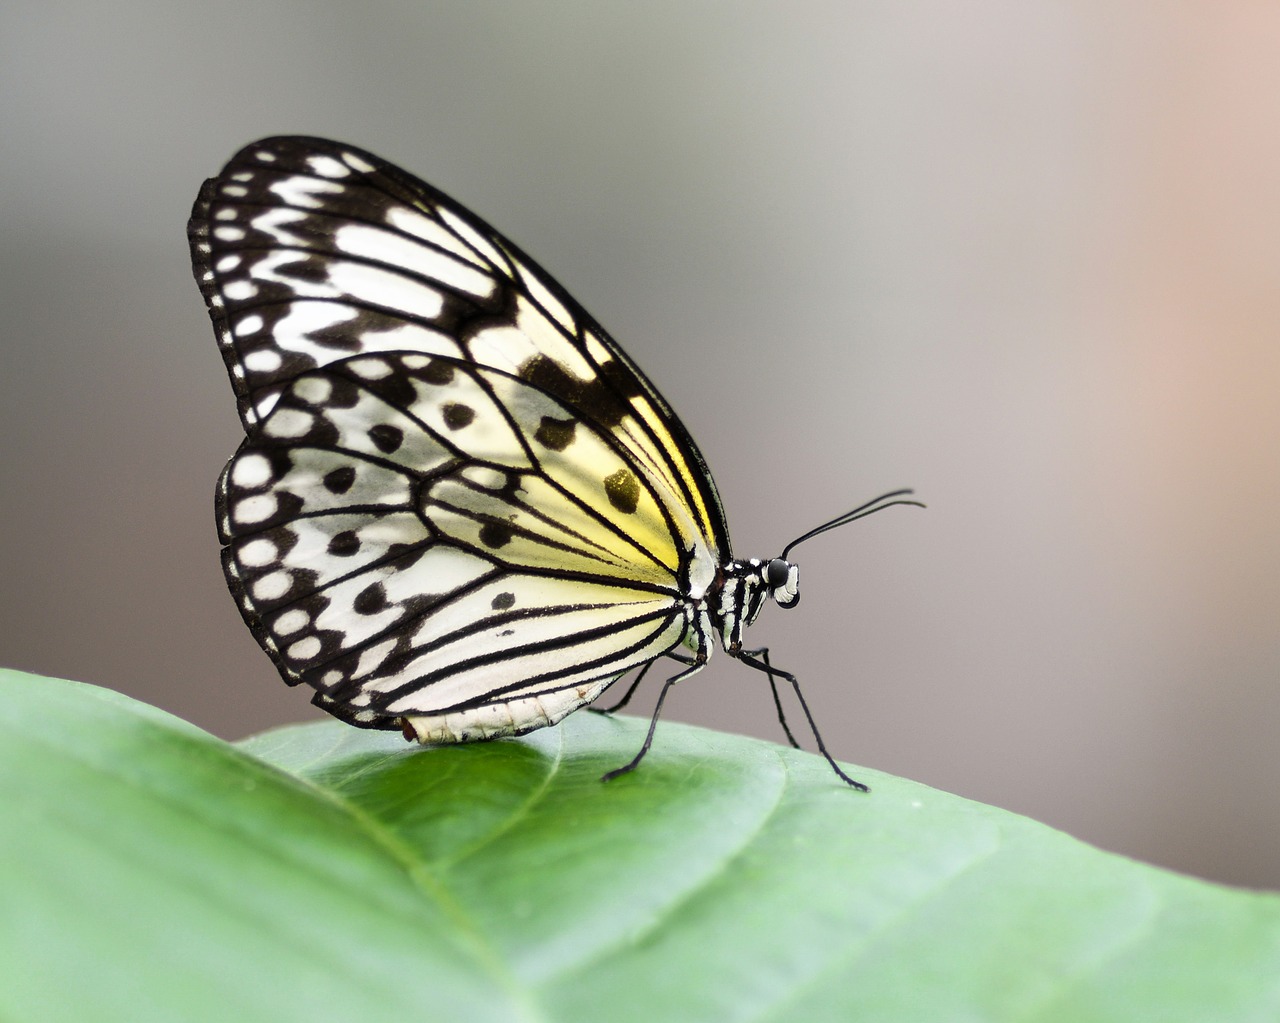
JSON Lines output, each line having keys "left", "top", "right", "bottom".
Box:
{"left": 740, "top": 645, "right": 801, "bottom": 749}
{"left": 589, "top": 652, "right": 697, "bottom": 715}
{"left": 735, "top": 651, "right": 868, "bottom": 792}
{"left": 600, "top": 655, "right": 706, "bottom": 782}
{"left": 589, "top": 662, "right": 653, "bottom": 715}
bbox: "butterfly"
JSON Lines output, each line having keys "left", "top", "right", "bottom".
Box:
{"left": 189, "top": 137, "right": 921, "bottom": 789}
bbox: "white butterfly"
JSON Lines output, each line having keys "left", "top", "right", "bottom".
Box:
{"left": 189, "top": 137, "right": 920, "bottom": 787}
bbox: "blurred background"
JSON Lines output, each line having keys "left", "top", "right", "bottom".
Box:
{"left": 2, "top": 2, "right": 1277, "bottom": 888}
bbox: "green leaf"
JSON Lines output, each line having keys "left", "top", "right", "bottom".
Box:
{"left": 2, "top": 669, "right": 1278, "bottom": 1022}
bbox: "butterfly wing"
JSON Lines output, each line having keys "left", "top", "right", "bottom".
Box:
{"left": 217, "top": 351, "right": 699, "bottom": 735}
{"left": 191, "top": 137, "right": 728, "bottom": 735}
{"left": 190, "top": 136, "right": 729, "bottom": 559}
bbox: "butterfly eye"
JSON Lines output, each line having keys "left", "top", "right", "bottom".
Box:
{"left": 765, "top": 558, "right": 791, "bottom": 588}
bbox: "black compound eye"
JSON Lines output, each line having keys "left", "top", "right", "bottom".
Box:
{"left": 765, "top": 559, "right": 791, "bottom": 588}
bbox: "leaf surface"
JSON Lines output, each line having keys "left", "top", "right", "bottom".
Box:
{"left": 2, "top": 669, "right": 1278, "bottom": 1022}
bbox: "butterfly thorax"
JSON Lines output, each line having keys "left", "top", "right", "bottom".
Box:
{"left": 709, "top": 557, "right": 800, "bottom": 655}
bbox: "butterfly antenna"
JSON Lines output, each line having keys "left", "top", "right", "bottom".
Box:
{"left": 782, "top": 489, "right": 925, "bottom": 560}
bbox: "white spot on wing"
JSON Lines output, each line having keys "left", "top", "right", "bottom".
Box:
{"left": 328, "top": 260, "right": 444, "bottom": 320}
{"left": 274, "top": 609, "right": 309, "bottom": 635}
{"left": 269, "top": 174, "right": 344, "bottom": 209}
{"left": 342, "top": 151, "right": 375, "bottom": 174}
{"left": 307, "top": 155, "right": 351, "bottom": 178}
{"left": 288, "top": 636, "right": 323, "bottom": 660}
{"left": 243, "top": 348, "right": 282, "bottom": 373}
{"left": 333, "top": 224, "right": 495, "bottom": 298}
{"left": 234, "top": 493, "right": 277, "bottom": 524}
{"left": 238, "top": 538, "right": 278, "bottom": 568}
{"left": 348, "top": 358, "right": 392, "bottom": 380}
{"left": 584, "top": 330, "right": 612, "bottom": 363}
{"left": 232, "top": 453, "right": 272, "bottom": 488}
{"left": 264, "top": 408, "right": 313, "bottom": 438}
{"left": 223, "top": 280, "right": 258, "bottom": 301}
{"left": 293, "top": 376, "right": 333, "bottom": 404}
{"left": 461, "top": 466, "right": 508, "bottom": 490}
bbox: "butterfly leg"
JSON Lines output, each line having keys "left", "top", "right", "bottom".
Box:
{"left": 734, "top": 651, "right": 868, "bottom": 792}
{"left": 739, "top": 646, "right": 802, "bottom": 749}
{"left": 590, "top": 651, "right": 698, "bottom": 715}
{"left": 589, "top": 661, "right": 654, "bottom": 715}
{"left": 600, "top": 654, "right": 707, "bottom": 783}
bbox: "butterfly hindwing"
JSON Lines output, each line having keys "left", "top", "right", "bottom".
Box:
{"left": 217, "top": 351, "right": 694, "bottom": 733}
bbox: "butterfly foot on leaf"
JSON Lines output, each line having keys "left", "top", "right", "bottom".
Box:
{"left": 600, "top": 757, "right": 643, "bottom": 784}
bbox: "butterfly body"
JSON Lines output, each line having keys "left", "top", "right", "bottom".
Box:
{"left": 191, "top": 137, "right": 917, "bottom": 786}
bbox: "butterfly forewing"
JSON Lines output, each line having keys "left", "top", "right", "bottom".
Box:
{"left": 191, "top": 137, "right": 729, "bottom": 561}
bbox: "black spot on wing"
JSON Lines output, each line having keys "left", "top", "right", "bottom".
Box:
{"left": 442, "top": 402, "right": 475, "bottom": 430}
{"left": 307, "top": 323, "right": 363, "bottom": 354}
{"left": 368, "top": 369, "right": 418, "bottom": 411}
{"left": 276, "top": 256, "right": 328, "bottom": 283}
{"left": 422, "top": 360, "right": 455, "bottom": 385}
{"left": 353, "top": 582, "right": 388, "bottom": 615}
{"left": 534, "top": 415, "right": 576, "bottom": 451}
{"left": 324, "top": 466, "right": 356, "bottom": 494}
{"left": 328, "top": 530, "right": 360, "bottom": 557}
{"left": 518, "top": 355, "right": 640, "bottom": 429}
{"left": 479, "top": 521, "right": 512, "bottom": 548}
{"left": 604, "top": 468, "right": 640, "bottom": 514}
{"left": 491, "top": 591, "right": 515, "bottom": 610}
{"left": 368, "top": 423, "right": 404, "bottom": 453}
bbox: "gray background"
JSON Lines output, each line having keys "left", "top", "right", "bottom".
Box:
{"left": 3, "top": 2, "right": 1278, "bottom": 888}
